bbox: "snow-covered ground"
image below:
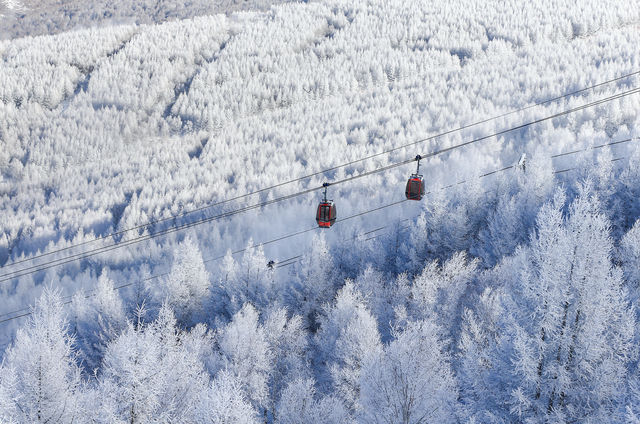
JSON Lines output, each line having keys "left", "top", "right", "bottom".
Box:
{"left": 1, "top": 0, "right": 640, "bottom": 421}
{"left": 0, "top": 0, "right": 302, "bottom": 39}
{"left": 2, "top": 0, "right": 639, "bottom": 302}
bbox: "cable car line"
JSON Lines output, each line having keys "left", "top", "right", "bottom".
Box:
{"left": 0, "top": 154, "right": 419, "bottom": 282}
{"left": 0, "top": 200, "right": 413, "bottom": 323}
{"left": 1, "top": 86, "right": 638, "bottom": 284}
{"left": 550, "top": 136, "right": 638, "bottom": 158}
{"left": 274, "top": 256, "right": 302, "bottom": 268}
{"left": 204, "top": 198, "right": 408, "bottom": 264}
{"left": 3, "top": 133, "right": 634, "bottom": 321}
{"left": 0, "top": 202, "right": 408, "bottom": 325}
{"left": 0, "top": 185, "right": 328, "bottom": 283}
{"left": 554, "top": 156, "right": 626, "bottom": 174}
{"left": 0, "top": 140, "right": 635, "bottom": 327}
{"left": 0, "top": 220, "right": 397, "bottom": 326}
{"left": 4, "top": 70, "right": 639, "bottom": 271}
{"left": 416, "top": 87, "right": 640, "bottom": 162}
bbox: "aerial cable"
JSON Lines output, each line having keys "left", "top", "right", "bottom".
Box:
{"left": 1, "top": 148, "right": 631, "bottom": 327}
{"left": 554, "top": 156, "right": 627, "bottom": 174}
{"left": 414, "top": 87, "right": 640, "bottom": 162}
{"left": 1, "top": 86, "right": 638, "bottom": 283}
{"left": 0, "top": 142, "right": 636, "bottom": 326}
{"left": 0, "top": 201, "right": 408, "bottom": 324}
{"left": 550, "top": 136, "right": 638, "bottom": 158}
{"left": 4, "top": 70, "right": 638, "bottom": 270}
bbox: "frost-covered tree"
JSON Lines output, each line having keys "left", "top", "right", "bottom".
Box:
{"left": 215, "top": 241, "right": 276, "bottom": 319}
{"left": 457, "top": 287, "right": 504, "bottom": 421}
{"left": 0, "top": 366, "right": 18, "bottom": 424}
{"left": 214, "top": 303, "right": 272, "bottom": 412}
{"left": 237, "top": 241, "right": 276, "bottom": 311}
{"left": 475, "top": 153, "right": 554, "bottom": 265}
{"left": 620, "top": 219, "right": 640, "bottom": 303}
{"left": 162, "top": 235, "right": 210, "bottom": 326}
{"left": 403, "top": 180, "right": 486, "bottom": 270}
{"left": 194, "top": 370, "right": 258, "bottom": 424}
{"left": 410, "top": 251, "right": 477, "bottom": 344}
{"left": 314, "top": 281, "right": 382, "bottom": 412}
{"left": 617, "top": 147, "right": 640, "bottom": 232}
{"left": 95, "top": 304, "right": 208, "bottom": 422}
{"left": 277, "top": 378, "right": 351, "bottom": 424}
{"left": 460, "top": 186, "right": 636, "bottom": 422}
{"left": 359, "top": 319, "right": 458, "bottom": 424}
{"left": 0, "top": 287, "right": 83, "bottom": 423}
{"left": 353, "top": 265, "right": 395, "bottom": 341}
{"left": 263, "top": 307, "right": 308, "bottom": 419}
{"left": 73, "top": 269, "right": 127, "bottom": 374}
{"left": 293, "top": 233, "right": 338, "bottom": 329}
{"left": 214, "top": 249, "right": 240, "bottom": 320}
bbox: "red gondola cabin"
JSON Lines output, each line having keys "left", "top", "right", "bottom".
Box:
{"left": 316, "top": 201, "right": 336, "bottom": 228}
{"left": 405, "top": 175, "right": 425, "bottom": 200}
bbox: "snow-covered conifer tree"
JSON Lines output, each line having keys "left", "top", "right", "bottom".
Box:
{"left": 621, "top": 219, "right": 640, "bottom": 301}
{"left": 215, "top": 303, "right": 272, "bottom": 412}
{"left": 96, "top": 304, "right": 208, "bottom": 422}
{"left": 194, "top": 370, "right": 259, "bottom": 424}
{"left": 276, "top": 378, "right": 351, "bottom": 424}
{"left": 215, "top": 240, "right": 275, "bottom": 318}
{"left": 293, "top": 233, "right": 337, "bottom": 329}
{"left": 237, "top": 241, "right": 275, "bottom": 311}
{"left": 410, "top": 251, "right": 477, "bottom": 344}
{"left": 475, "top": 153, "right": 554, "bottom": 265}
{"left": 263, "top": 307, "right": 308, "bottom": 419}
{"left": 359, "top": 319, "right": 458, "bottom": 424}
{"left": 314, "top": 281, "right": 382, "bottom": 412}
{"left": 0, "top": 366, "right": 18, "bottom": 423}
{"left": 73, "top": 269, "right": 126, "bottom": 374}
{"left": 162, "top": 235, "right": 210, "bottom": 326}
{"left": 353, "top": 265, "right": 395, "bottom": 341}
{"left": 0, "top": 287, "right": 83, "bottom": 423}
{"left": 214, "top": 249, "right": 240, "bottom": 320}
{"left": 460, "top": 186, "right": 636, "bottom": 421}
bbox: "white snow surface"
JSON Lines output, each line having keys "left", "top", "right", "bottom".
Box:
{"left": 0, "top": 0, "right": 640, "bottom": 344}
{"left": 0, "top": 0, "right": 301, "bottom": 39}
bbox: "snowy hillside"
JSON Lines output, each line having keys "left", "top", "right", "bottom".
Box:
{"left": 1, "top": 0, "right": 640, "bottom": 421}
{"left": 0, "top": 0, "right": 21, "bottom": 20}
{"left": 0, "top": 0, "right": 300, "bottom": 39}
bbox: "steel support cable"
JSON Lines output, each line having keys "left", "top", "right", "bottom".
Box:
{"left": 0, "top": 211, "right": 403, "bottom": 321}
{"left": 0, "top": 161, "right": 419, "bottom": 283}
{"left": 274, "top": 256, "right": 303, "bottom": 269}
{"left": 415, "top": 87, "right": 640, "bottom": 162}
{"left": 0, "top": 185, "right": 327, "bottom": 283}
{"left": 4, "top": 70, "right": 639, "bottom": 271}
{"left": 0, "top": 200, "right": 409, "bottom": 324}
{"left": 4, "top": 133, "right": 635, "bottom": 321}
{"left": 2, "top": 86, "right": 639, "bottom": 283}
{"left": 0, "top": 145, "right": 635, "bottom": 326}
{"left": 0, "top": 270, "right": 169, "bottom": 322}
{"left": 554, "top": 156, "right": 627, "bottom": 174}
{"left": 550, "top": 136, "right": 639, "bottom": 158}
{"left": 1, "top": 86, "right": 639, "bottom": 284}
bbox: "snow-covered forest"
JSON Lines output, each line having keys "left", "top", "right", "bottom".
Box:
{"left": 0, "top": 0, "right": 299, "bottom": 39}
{"left": 1, "top": 0, "right": 640, "bottom": 421}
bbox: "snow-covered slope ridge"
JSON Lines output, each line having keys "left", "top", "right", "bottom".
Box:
{"left": 0, "top": 0, "right": 639, "bottom": 333}
{"left": 1, "top": 0, "right": 640, "bottom": 422}
{"left": 0, "top": 0, "right": 300, "bottom": 40}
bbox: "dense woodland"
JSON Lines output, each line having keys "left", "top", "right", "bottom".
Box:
{"left": 1, "top": 0, "right": 640, "bottom": 422}
{"left": 0, "top": 0, "right": 299, "bottom": 39}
